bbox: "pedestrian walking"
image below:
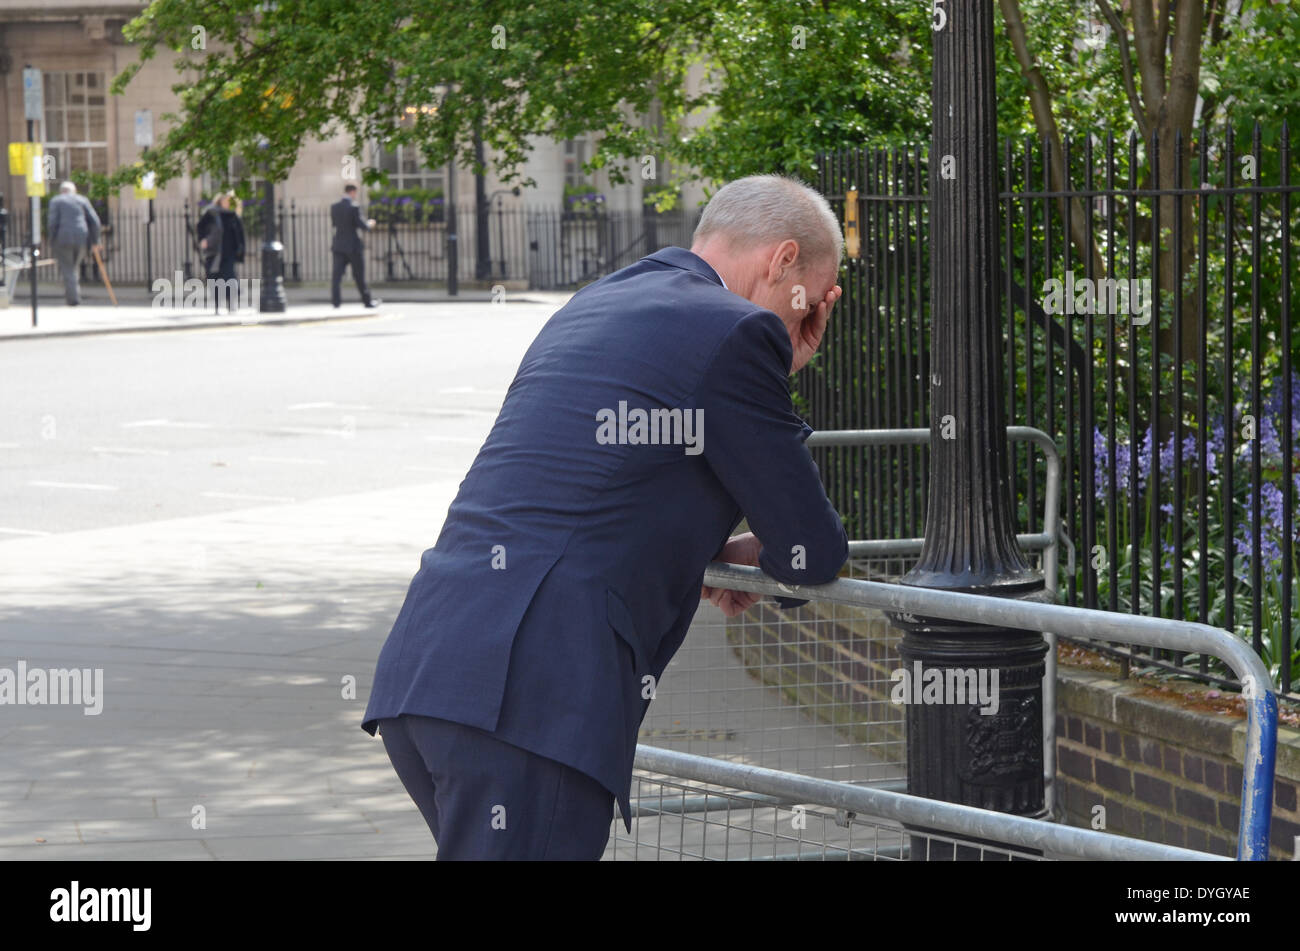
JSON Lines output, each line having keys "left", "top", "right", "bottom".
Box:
{"left": 197, "top": 191, "right": 246, "bottom": 312}
{"left": 331, "top": 184, "right": 380, "bottom": 308}
{"left": 46, "top": 181, "right": 102, "bottom": 306}
{"left": 362, "top": 174, "right": 847, "bottom": 860}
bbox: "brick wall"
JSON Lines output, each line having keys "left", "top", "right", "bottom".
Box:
{"left": 1055, "top": 668, "right": 1300, "bottom": 860}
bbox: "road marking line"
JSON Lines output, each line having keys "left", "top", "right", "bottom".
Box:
{"left": 0, "top": 442, "right": 20, "bottom": 449}
{"left": 276, "top": 426, "right": 353, "bottom": 437}
{"left": 121, "top": 419, "right": 213, "bottom": 429}
{"left": 287, "top": 402, "right": 372, "bottom": 412}
{"left": 423, "top": 435, "right": 487, "bottom": 444}
{"left": 402, "top": 465, "right": 469, "bottom": 474}
{"left": 0, "top": 527, "right": 51, "bottom": 536}
{"left": 92, "top": 446, "right": 171, "bottom": 456}
{"left": 201, "top": 491, "right": 296, "bottom": 503}
{"left": 249, "top": 455, "right": 328, "bottom": 465}
{"left": 29, "top": 480, "right": 119, "bottom": 491}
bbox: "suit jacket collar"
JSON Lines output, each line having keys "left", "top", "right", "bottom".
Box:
{"left": 646, "top": 246, "right": 726, "bottom": 288}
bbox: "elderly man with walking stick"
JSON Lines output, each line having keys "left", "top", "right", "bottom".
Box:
{"left": 46, "top": 181, "right": 101, "bottom": 306}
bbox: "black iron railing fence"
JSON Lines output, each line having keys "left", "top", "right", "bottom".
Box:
{"left": 804, "top": 123, "right": 1298, "bottom": 697}
{"left": 3, "top": 202, "right": 702, "bottom": 293}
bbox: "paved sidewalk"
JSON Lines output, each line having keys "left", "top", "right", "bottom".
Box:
{"left": 0, "top": 470, "right": 819, "bottom": 860}
{"left": 0, "top": 287, "right": 571, "bottom": 340}
{"left": 0, "top": 301, "right": 389, "bottom": 340}
{"left": 0, "top": 477, "right": 471, "bottom": 859}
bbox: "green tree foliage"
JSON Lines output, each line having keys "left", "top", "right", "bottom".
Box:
{"left": 113, "top": 0, "right": 1294, "bottom": 203}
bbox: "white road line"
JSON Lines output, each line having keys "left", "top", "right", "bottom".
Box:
{"left": 201, "top": 491, "right": 296, "bottom": 503}
{"left": 423, "top": 435, "right": 488, "bottom": 444}
{"left": 427, "top": 408, "right": 503, "bottom": 418}
{"left": 29, "top": 480, "right": 119, "bottom": 491}
{"left": 0, "top": 442, "right": 20, "bottom": 449}
{"left": 276, "top": 426, "right": 354, "bottom": 437}
{"left": 402, "top": 465, "right": 469, "bottom": 475}
{"left": 438, "top": 387, "right": 508, "bottom": 397}
{"left": 92, "top": 446, "right": 172, "bottom": 456}
{"left": 121, "top": 419, "right": 213, "bottom": 430}
{"left": 287, "top": 402, "right": 372, "bottom": 412}
{"left": 248, "top": 455, "right": 328, "bottom": 466}
{"left": 0, "top": 527, "right": 52, "bottom": 536}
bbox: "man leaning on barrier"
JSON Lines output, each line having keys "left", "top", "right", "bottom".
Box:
{"left": 362, "top": 174, "right": 849, "bottom": 860}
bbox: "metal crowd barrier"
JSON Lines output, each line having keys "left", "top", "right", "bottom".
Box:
{"left": 608, "top": 745, "right": 1224, "bottom": 861}
{"left": 625, "top": 564, "right": 1275, "bottom": 861}
{"left": 804, "top": 427, "right": 1064, "bottom": 813}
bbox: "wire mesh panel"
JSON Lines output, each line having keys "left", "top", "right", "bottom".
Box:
{"left": 639, "top": 560, "right": 909, "bottom": 789}
{"left": 639, "top": 548, "right": 1046, "bottom": 791}
{"left": 603, "top": 772, "right": 1049, "bottom": 861}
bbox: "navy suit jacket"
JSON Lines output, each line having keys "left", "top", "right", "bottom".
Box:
{"left": 362, "top": 246, "right": 848, "bottom": 830}
{"left": 331, "top": 197, "right": 371, "bottom": 255}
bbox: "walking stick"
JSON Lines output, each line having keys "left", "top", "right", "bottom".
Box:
{"left": 90, "top": 245, "right": 117, "bottom": 306}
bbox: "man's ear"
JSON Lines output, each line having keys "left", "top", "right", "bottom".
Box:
{"left": 767, "top": 239, "right": 800, "bottom": 282}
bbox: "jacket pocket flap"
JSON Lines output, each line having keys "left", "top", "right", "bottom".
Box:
{"left": 606, "top": 587, "right": 648, "bottom": 670}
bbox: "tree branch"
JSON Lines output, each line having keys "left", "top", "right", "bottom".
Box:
{"left": 998, "top": 0, "right": 1105, "bottom": 278}
{"left": 1131, "top": 0, "right": 1167, "bottom": 116}
{"left": 1096, "top": 0, "right": 1150, "bottom": 139}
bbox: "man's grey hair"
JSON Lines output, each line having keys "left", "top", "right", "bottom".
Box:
{"left": 60, "top": 181, "right": 77, "bottom": 194}
{"left": 693, "top": 174, "right": 843, "bottom": 267}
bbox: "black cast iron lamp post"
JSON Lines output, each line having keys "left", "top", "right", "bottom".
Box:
{"left": 258, "top": 136, "right": 287, "bottom": 313}
{"left": 891, "top": 0, "right": 1051, "bottom": 859}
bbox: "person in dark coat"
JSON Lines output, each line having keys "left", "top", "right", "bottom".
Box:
{"left": 330, "top": 184, "right": 379, "bottom": 307}
{"left": 197, "top": 191, "right": 245, "bottom": 312}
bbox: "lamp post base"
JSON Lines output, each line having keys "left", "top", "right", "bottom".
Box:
{"left": 890, "top": 613, "right": 1050, "bottom": 860}
{"left": 259, "top": 241, "right": 287, "bottom": 313}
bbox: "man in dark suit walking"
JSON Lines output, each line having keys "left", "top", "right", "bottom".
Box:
{"left": 362, "top": 174, "right": 847, "bottom": 860}
{"left": 331, "top": 184, "right": 379, "bottom": 308}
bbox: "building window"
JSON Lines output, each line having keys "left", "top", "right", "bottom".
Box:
{"left": 200, "top": 156, "right": 266, "bottom": 204}
{"left": 374, "top": 143, "right": 445, "bottom": 192}
{"left": 563, "top": 137, "right": 591, "bottom": 188}
{"left": 42, "top": 71, "right": 108, "bottom": 180}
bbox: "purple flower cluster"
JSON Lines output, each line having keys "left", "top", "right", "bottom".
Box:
{"left": 1259, "top": 371, "right": 1300, "bottom": 460}
{"left": 1091, "top": 422, "right": 1224, "bottom": 502}
{"left": 1091, "top": 370, "right": 1299, "bottom": 570}
{"left": 1233, "top": 479, "right": 1296, "bottom": 565}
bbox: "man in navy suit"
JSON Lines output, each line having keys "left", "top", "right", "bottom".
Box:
{"left": 362, "top": 174, "right": 848, "bottom": 860}
{"left": 330, "top": 184, "right": 379, "bottom": 308}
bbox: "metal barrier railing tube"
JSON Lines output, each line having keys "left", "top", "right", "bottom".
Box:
{"left": 633, "top": 745, "right": 1225, "bottom": 861}
{"left": 807, "top": 425, "right": 1064, "bottom": 816}
{"left": 701, "top": 563, "right": 1278, "bottom": 860}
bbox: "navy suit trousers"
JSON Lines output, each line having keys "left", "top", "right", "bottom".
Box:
{"left": 377, "top": 714, "right": 615, "bottom": 860}
{"left": 331, "top": 249, "right": 371, "bottom": 306}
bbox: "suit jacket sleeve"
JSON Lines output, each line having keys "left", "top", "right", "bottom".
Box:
{"left": 696, "top": 310, "right": 848, "bottom": 596}
{"left": 352, "top": 203, "right": 369, "bottom": 233}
